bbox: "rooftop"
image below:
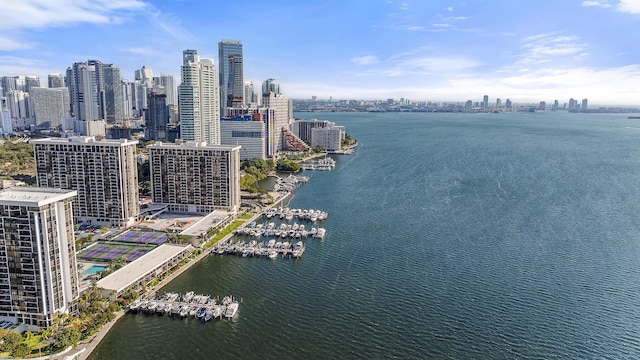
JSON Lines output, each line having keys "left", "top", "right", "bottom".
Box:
{"left": 96, "top": 243, "right": 191, "bottom": 293}
{"left": 0, "top": 187, "right": 77, "bottom": 207}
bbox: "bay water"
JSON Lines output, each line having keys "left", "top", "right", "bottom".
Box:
{"left": 90, "top": 111, "right": 640, "bottom": 359}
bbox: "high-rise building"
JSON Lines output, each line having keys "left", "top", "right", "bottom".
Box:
{"left": 218, "top": 40, "right": 243, "bottom": 110}
{"left": 244, "top": 80, "right": 255, "bottom": 106}
{"left": 66, "top": 61, "right": 105, "bottom": 121}
{"left": 148, "top": 141, "right": 240, "bottom": 213}
{"left": 482, "top": 95, "right": 489, "bottom": 108}
{"left": 153, "top": 74, "right": 177, "bottom": 106}
{"left": 135, "top": 66, "right": 154, "bottom": 87}
{"left": 5, "top": 90, "right": 30, "bottom": 119}
{"left": 311, "top": 125, "right": 344, "bottom": 151}
{"left": 31, "top": 136, "right": 140, "bottom": 228}
{"left": 291, "top": 119, "right": 333, "bottom": 142}
{"left": 178, "top": 49, "right": 220, "bottom": 145}
{"left": 581, "top": 99, "right": 588, "bottom": 110}
{"left": 145, "top": 88, "right": 169, "bottom": 141}
{"left": 29, "top": 87, "right": 70, "bottom": 129}
{"left": 0, "top": 97, "right": 12, "bottom": 135}
{"left": 262, "top": 81, "right": 290, "bottom": 155}
{"left": 505, "top": 99, "right": 512, "bottom": 110}
{"left": 48, "top": 73, "right": 65, "bottom": 88}
{"left": 262, "top": 78, "right": 280, "bottom": 96}
{"left": 103, "top": 64, "right": 123, "bottom": 124}
{"left": 0, "top": 186, "right": 79, "bottom": 327}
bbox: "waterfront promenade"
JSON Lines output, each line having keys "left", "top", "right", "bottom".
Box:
{"left": 62, "top": 189, "right": 293, "bottom": 360}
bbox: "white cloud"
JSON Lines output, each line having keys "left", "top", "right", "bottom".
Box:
{"left": 582, "top": 0, "right": 640, "bottom": 13}
{"left": 0, "top": 56, "right": 57, "bottom": 78}
{"left": 0, "top": 0, "right": 147, "bottom": 50}
{"left": 518, "top": 34, "right": 588, "bottom": 65}
{"left": 582, "top": 0, "right": 612, "bottom": 8}
{"left": 351, "top": 56, "right": 379, "bottom": 65}
{"left": 618, "top": 0, "right": 640, "bottom": 13}
{"left": 400, "top": 2, "right": 409, "bottom": 10}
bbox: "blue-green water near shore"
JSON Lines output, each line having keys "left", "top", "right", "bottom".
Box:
{"left": 90, "top": 111, "right": 640, "bottom": 359}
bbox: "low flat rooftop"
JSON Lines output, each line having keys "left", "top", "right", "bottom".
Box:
{"left": 138, "top": 210, "right": 233, "bottom": 236}
{"left": 0, "top": 187, "right": 77, "bottom": 207}
{"left": 96, "top": 243, "right": 191, "bottom": 293}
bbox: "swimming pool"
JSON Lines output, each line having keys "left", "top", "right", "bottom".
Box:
{"left": 82, "top": 265, "right": 106, "bottom": 275}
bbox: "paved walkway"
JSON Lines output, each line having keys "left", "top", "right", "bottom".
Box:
{"left": 62, "top": 190, "right": 293, "bottom": 359}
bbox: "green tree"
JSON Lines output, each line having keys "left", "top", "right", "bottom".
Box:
{"left": 0, "top": 330, "right": 22, "bottom": 353}
{"left": 12, "top": 342, "right": 30, "bottom": 358}
{"left": 276, "top": 160, "right": 301, "bottom": 172}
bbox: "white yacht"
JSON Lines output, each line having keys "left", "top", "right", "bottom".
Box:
{"left": 224, "top": 302, "right": 239, "bottom": 318}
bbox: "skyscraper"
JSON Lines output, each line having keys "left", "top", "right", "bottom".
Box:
{"left": 262, "top": 79, "right": 290, "bottom": 155}
{"left": 48, "top": 73, "right": 65, "bottom": 88}
{"left": 29, "top": 87, "right": 70, "bottom": 129}
{"left": 145, "top": 88, "right": 169, "bottom": 141}
{"left": 0, "top": 187, "right": 79, "bottom": 327}
{"left": 178, "top": 49, "right": 220, "bottom": 145}
{"left": 103, "top": 64, "right": 123, "bottom": 124}
{"left": 66, "top": 61, "right": 104, "bottom": 121}
{"left": 31, "top": 136, "right": 140, "bottom": 228}
{"left": 218, "top": 40, "right": 243, "bottom": 110}
{"left": 153, "top": 74, "right": 177, "bottom": 105}
{"left": 148, "top": 141, "right": 241, "bottom": 213}
{"left": 135, "top": 65, "right": 154, "bottom": 87}
{"left": 483, "top": 95, "right": 489, "bottom": 108}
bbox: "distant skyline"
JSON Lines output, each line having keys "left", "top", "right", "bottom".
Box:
{"left": 1, "top": 0, "right": 639, "bottom": 105}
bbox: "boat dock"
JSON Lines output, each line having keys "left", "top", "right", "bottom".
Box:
{"left": 212, "top": 239, "right": 306, "bottom": 259}
{"left": 263, "top": 207, "right": 328, "bottom": 222}
{"left": 127, "top": 291, "right": 239, "bottom": 321}
{"left": 234, "top": 221, "right": 326, "bottom": 239}
{"left": 274, "top": 175, "right": 309, "bottom": 192}
{"left": 301, "top": 157, "right": 336, "bottom": 170}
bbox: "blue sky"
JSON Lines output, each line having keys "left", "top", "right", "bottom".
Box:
{"left": 1, "top": 0, "right": 639, "bottom": 105}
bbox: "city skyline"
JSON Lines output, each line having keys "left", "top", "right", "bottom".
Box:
{"left": 0, "top": 1, "right": 639, "bottom": 105}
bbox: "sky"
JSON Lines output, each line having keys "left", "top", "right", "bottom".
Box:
{"left": 1, "top": 0, "right": 639, "bottom": 105}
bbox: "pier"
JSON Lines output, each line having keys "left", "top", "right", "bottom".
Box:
{"left": 300, "top": 157, "right": 336, "bottom": 170}
{"left": 273, "top": 175, "right": 309, "bottom": 192}
{"left": 212, "top": 238, "right": 306, "bottom": 259}
{"left": 262, "top": 207, "right": 328, "bottom": 222}
{"left": 127, "top": 291, "right": 239, "bottom": 321}
{"left": 234, "top": 221, "right": 326, "bottom": 239}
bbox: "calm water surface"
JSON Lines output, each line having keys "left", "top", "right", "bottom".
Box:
{"left": 91, "top": 111, "right": 640, "bottom": 359}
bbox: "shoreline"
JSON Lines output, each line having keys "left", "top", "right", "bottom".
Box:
{"left": 68, "top": 190, "right": 293, "bottom": 360}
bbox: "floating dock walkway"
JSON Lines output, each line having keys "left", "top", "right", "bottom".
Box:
{"left": 212, "top": 239, "right": 306, "bottom": 259}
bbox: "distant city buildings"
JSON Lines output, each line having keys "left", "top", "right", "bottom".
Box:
{"left": 47, "top": 73, "right": 64, "bottom": 88}
{"left": 0, "top": 187, "right": 79, "bottom": 327}
{"left": 29, "top": 87, "right": 70, "bottom": 130}
{"left": 31, "top": 136, "right": 140, "bottom": 228}
{"left": 148, "top": 141, "right": 241, "bottom": 213}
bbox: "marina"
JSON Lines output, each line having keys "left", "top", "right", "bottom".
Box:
{"left": 262, "top": 207, "right": 328, "bottom": 222}
{"left": 234, "top": 221, "right": 326, "bottom": 239}
{"left": 273, "top": 175, "right": 310, "bottom": 192}
{"left": 211, "top": 239, "right": 306, "bottom": 259}
{"left": 301, "top": 157, "right": 336, "bottom": 170}
{"left": 127, "top": 291, "right": 239, "bottom": 321}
